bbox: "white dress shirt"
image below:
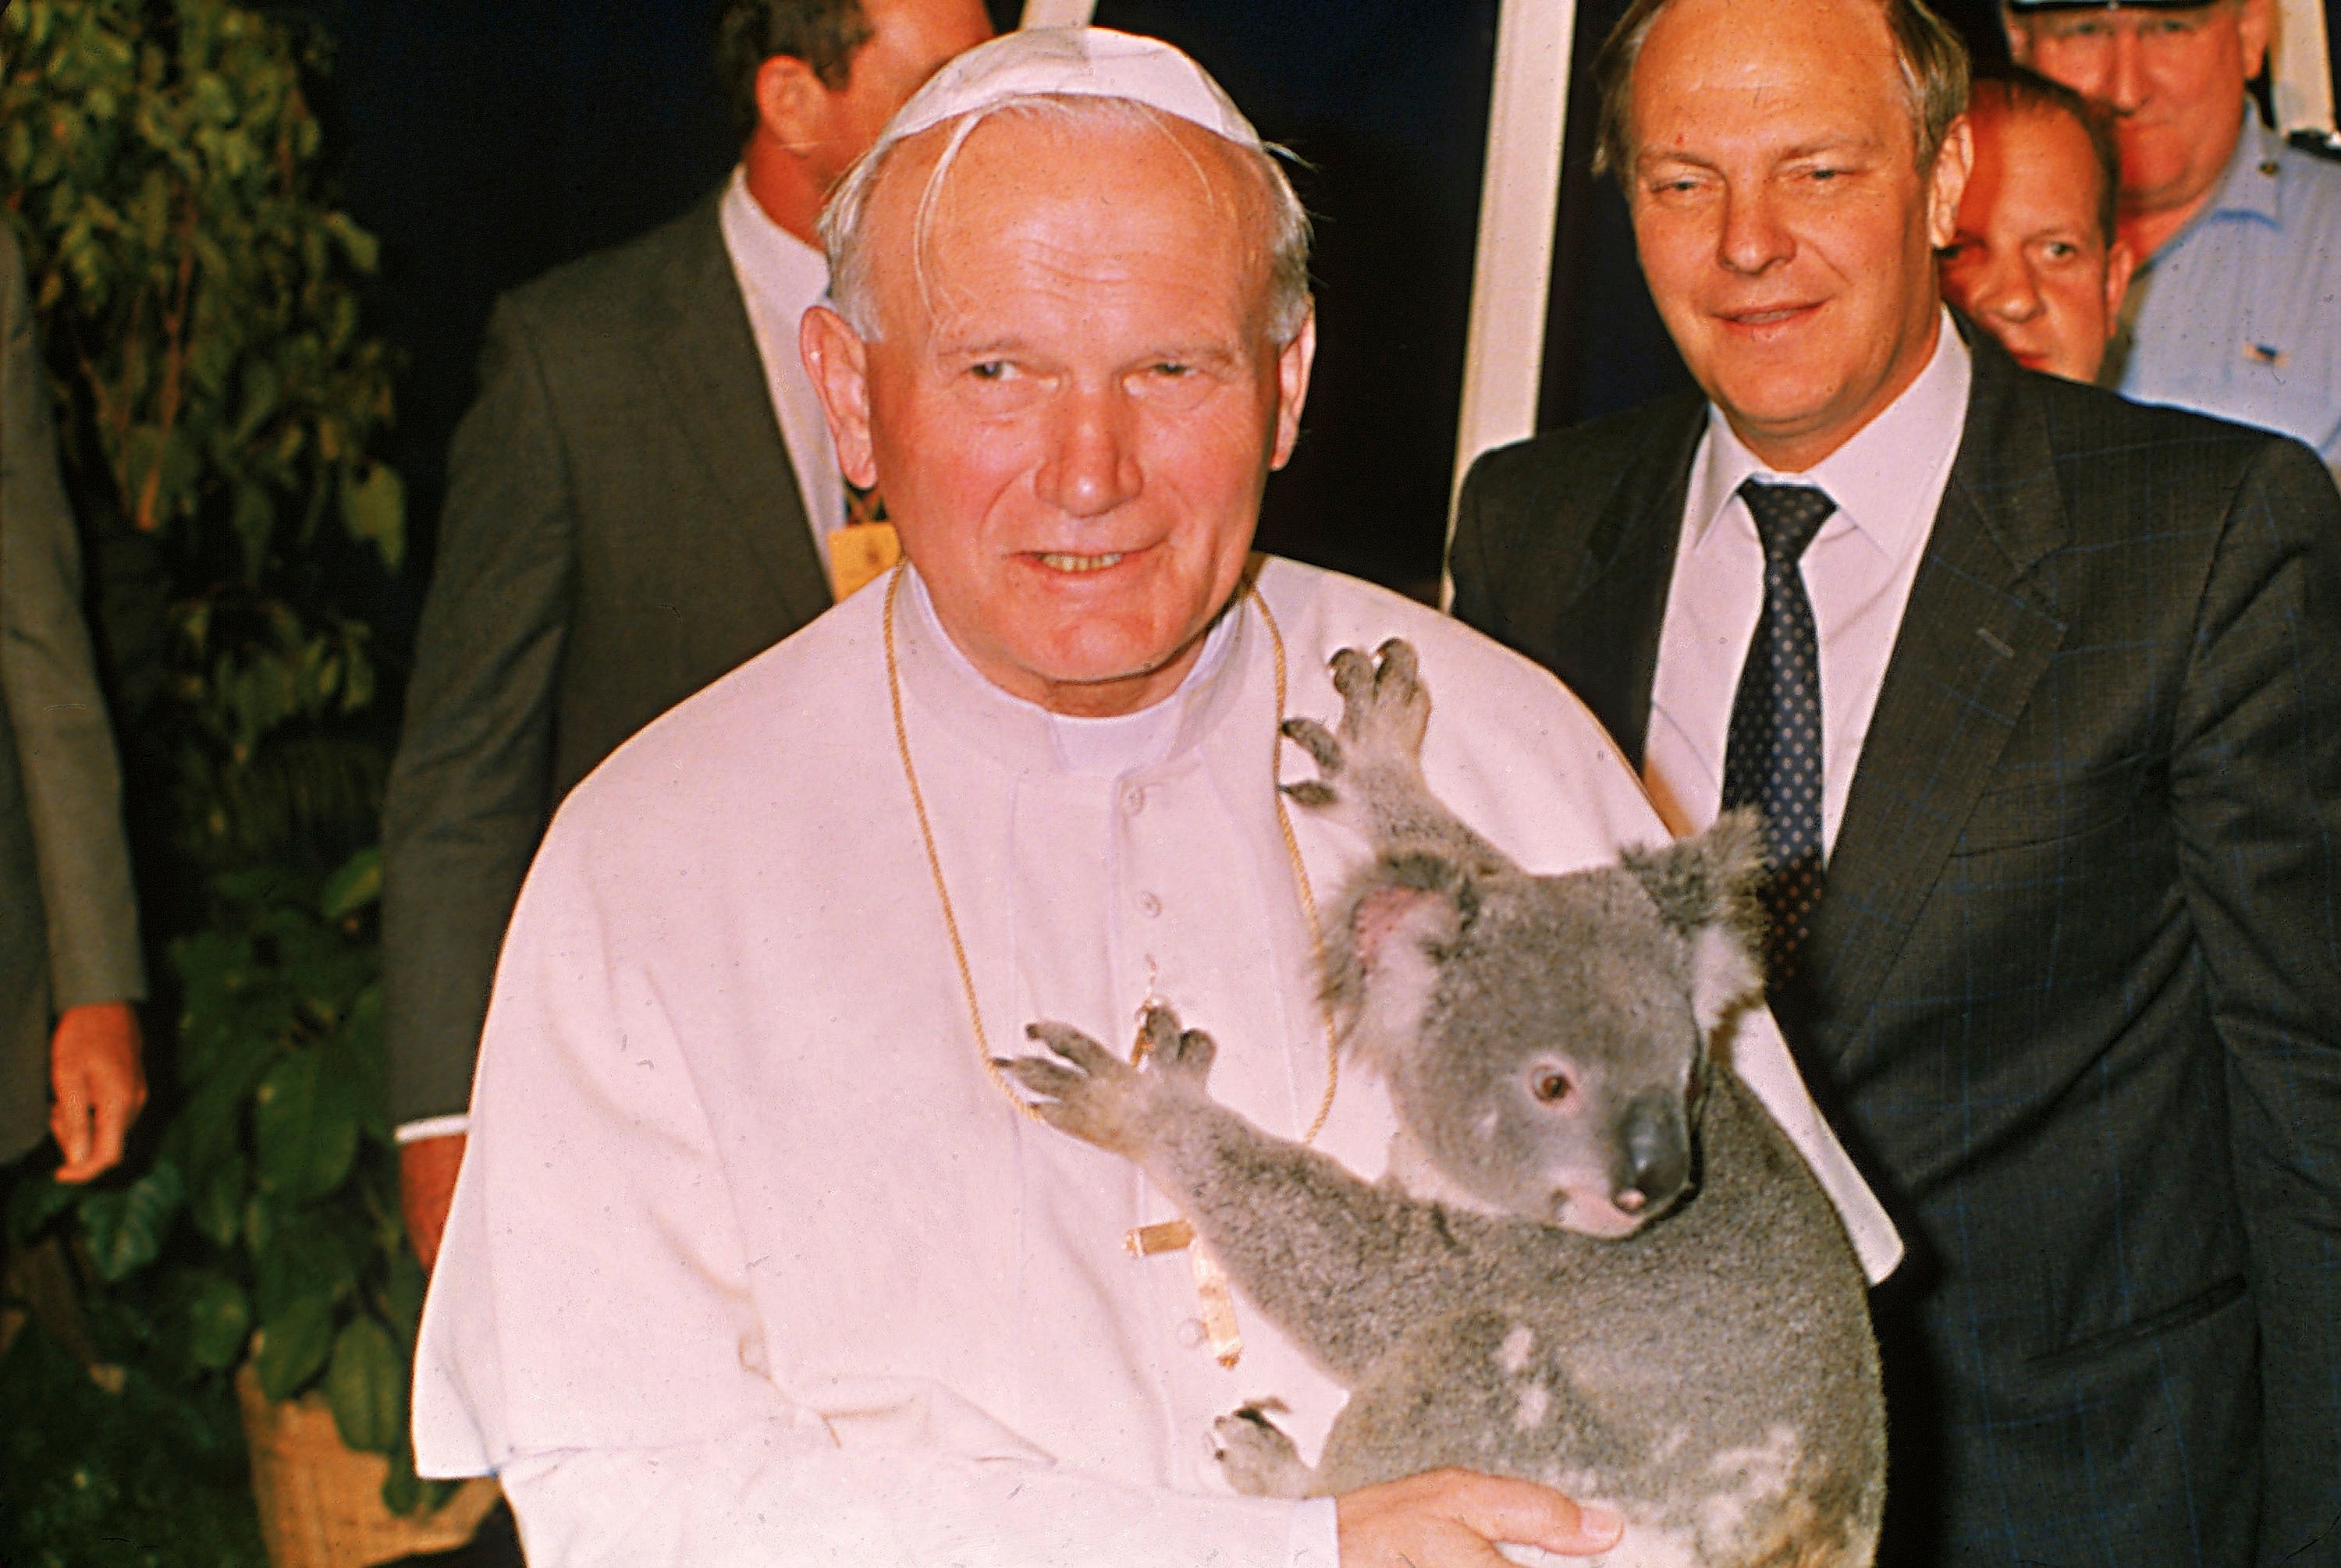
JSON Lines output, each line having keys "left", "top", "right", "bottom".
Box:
{"left": 1646, "top": 314, "right": 1971, "bottom": 847}
{"left": 413, "top": 556, "right": 1896, "bottom": 1566}
{"left": 719, "top": 165, "right": 848, "bottom": 569}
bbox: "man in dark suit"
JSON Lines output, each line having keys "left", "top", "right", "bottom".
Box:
{"left": 1450, "top": 0, "right": 2341, "bottom": 1561}
{"left": 382, "top": 0, "right": 989, "bottom": 1269}
{"left": 0, "top": 225, "right": 146, "bottom": 1184}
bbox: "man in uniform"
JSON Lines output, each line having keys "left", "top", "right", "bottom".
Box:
{"left": 1939, "top": 67, "right": 2135, "bottom": 381}
{"left": 380, "top": 0, "right": 991, "bottom": 1270}
{"left": 411, "top": 29, "right": 1893, "bottom": 1567}
{"left": 2007, "top": 0, "right": 2341, "bottom": 474}
{"left": 1451, "top": 0, "right": 2341, "bottom": 1559}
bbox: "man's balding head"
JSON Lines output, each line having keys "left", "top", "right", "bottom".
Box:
{"left": 1594, "top": 0, "right": 1970, "bottom": 180}
{"left": 798, "top": 31, "right": 1317, "bottom": 718}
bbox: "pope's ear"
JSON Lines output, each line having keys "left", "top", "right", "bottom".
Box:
{"left": 801, "top": 304, "right": 876, "bottom": 489}
{"left": 1270, "top": 302, "right": 1316, "bottom": 472}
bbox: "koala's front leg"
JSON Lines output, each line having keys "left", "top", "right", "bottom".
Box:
{"left": 1004, "top": 1004, "right": 1220, "bottom": 1161}
{"left": 1003, "top": 1006, "right": 1473, "bottom": 1385}
{"left": 1283, "top": 641, "right": 1508, "bottom": 874}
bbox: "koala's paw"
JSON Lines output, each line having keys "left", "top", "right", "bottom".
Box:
{"left": 1000, "top": 1007, "right": 1215, "bottom": 1155}
{"left": 1281, "top": 640, "right": 1430, "bottom": 813}
{"left": 1131, "top": 1002, "right": 1217, "bottom": 1088}
{"left": 1211, "top": 1403, "right": 1317, "bottom": 1499}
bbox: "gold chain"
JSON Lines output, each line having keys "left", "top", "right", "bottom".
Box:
{"left": 883, "top": 563, "right": 1339, "bottom": 1144}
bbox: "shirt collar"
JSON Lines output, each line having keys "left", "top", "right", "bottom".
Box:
{"left": 1687, "top": 308, "right": 1971, "bottom": 558}
{"left": 2194, "top": 110, "right": 2284, "bottom": 229}
{"left": 717, "top": 165, "right": 831, "bottom": 321}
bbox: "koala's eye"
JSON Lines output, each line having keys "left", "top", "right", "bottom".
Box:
{"left": 1531, "top": 1070, "right": 1575, "bottom": 1106}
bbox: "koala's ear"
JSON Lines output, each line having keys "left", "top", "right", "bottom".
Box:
{"left": 1619, "top": 809, "right": 1767, "bottom": 1033}
{"left": 1324, "top": 851, "right": 1474, "bottom": 1076}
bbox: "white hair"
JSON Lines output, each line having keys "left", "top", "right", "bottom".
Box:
{"left": 818, "top": 93, "right": 1314, "bottom": 346}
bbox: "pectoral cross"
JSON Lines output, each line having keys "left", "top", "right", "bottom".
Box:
{"left": 1128, "top": 1218, "right": 1243, "bottom": 1368}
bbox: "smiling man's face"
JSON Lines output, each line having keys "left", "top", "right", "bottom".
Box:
{"left": 805, "top": 106, "right": 1313, "bottom": 717}
{"left": 1626, "top": 0, "right": 1969, "bottom": 470}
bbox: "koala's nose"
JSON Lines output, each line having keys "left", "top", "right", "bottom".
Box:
{"left": 1614, "top": 1091, "right": 1692, "bottom": 1215}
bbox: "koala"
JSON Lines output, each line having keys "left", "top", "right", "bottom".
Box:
{"left": 1001, "top": 640, "right": 1884, "bottom": 1568}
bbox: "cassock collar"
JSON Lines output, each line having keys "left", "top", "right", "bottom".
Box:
{"left": 894, "top": 564, "right": 1259, "bottom": 782}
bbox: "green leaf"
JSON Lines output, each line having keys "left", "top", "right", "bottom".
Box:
{"left": 324, "top": 1316, "right": 402, "bottom": 1453}
{"left": 79, "top": 1162, "right": 185, "bottom": 1281}
{"left": 343, "top": 982, "right": 390, "bottom": 1141}
{"left": 382, "top": 1246, "right": 427, "bottom": 1357}
{"left": 339, "top": 460, "right": 403, "bottom": 571}
{"left": 253, "top": 1209, "right": 360, "bottom": 1325}
{"left": 5, "top": 1169, "right": 77, "bottom": 1246}
{"left": 250, "top": 1292, "right": 334, "bottom": 1400}
{"left": 253, "top": 1048, "right": 357, "bottom": 1201}
{"left": 188, "top": 1144, "right": 249, "bottom": 1247}
{"left": 186, "top": 1273, "right": 251, "bottom": 1370}
{"left": 320, "top": 846, "right": 382, "bottom": 920}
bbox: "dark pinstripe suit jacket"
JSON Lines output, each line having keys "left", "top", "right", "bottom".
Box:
{"left": 381, "top": 196, "right": 832, "bottom": 1128}
{"left": 1450, "top": 328, "right": 2341, "bottom": 1566}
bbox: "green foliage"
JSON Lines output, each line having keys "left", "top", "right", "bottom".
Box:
{"left": 2, "top": 0, "right": 400, "bottom": 573}
{"left": 3, "top": 0, "right": 402, "bottom": 878}
{"left": 2, "top": 0, "right": 432, "bottom": 1525}
{"left": 0, "top": 1321, "right": 265, "bottom": 1568}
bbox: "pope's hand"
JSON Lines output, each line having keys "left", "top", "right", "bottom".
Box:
{"left": 400, "top": 1132, "right": 467, "bottom": 1271}
{"left": 1337, "top": 1468, "right": 1624, "bottom": 1567}
{"left": 49, "top": 1002, "right": 146, "bottom": 1183}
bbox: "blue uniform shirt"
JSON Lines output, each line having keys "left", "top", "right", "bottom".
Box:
{"left": 2109, "top": 113, "right": 2341, "bottom": 479}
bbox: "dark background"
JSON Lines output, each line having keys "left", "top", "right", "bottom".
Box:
{"left": 314, "top": 0, "right": 2329, "bottom": 616}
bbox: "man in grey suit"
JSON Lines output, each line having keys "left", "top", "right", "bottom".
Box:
{"left": 0, "top": 225, "right": 146, "bottom": 1184}
{"left": 382, "top": 0, "right": 989, "bottom": 1268}
{"left": 1450, "top": 0, "right": 2341, "bottom": 1561}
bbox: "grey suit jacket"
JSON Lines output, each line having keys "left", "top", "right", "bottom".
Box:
{"left": 381, "top": 194, "right": 831, "bottom": 1127}
{"left": 0, "top": 226, "right": 145, "bottom": 1164}
{"left": 1451, "top": 328, "right": 2341, "bottom": 1566}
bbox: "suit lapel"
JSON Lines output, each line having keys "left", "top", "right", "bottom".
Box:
{"left": 1553, "top": 396, "right": 1707, "bottom": 767}
{"left": 645, "top": 200, "right": 833, "bottom": 630}
{"left": 1791, "top": 333, "right": 2070, "bottom": 1060}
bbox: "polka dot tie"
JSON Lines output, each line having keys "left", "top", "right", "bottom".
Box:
{"left": 1721, "top": 479, "right": 1834, "bottom": 985}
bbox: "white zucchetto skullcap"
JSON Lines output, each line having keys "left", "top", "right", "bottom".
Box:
{"left": 873, "top": 26, "right": 1265, "bottom": 156}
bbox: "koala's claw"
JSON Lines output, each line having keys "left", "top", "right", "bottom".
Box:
{"left": 1282, "top": 640, "right": 1433, "bottom": 826}
{"left": 1281, "top": 715, "right": 1344, "bottom": 772}
{"left": 1004, "top": 1011, "right": 1219, "bottom": 1153}
{"left": 1134, "top": 1005, "right": 1217, "bottom": 1084}
{"left": 998, "top": 1022, "right": 1140, "bottom": 1150}
{"left": 1211, "top": 1403, "right": 1317, "bottom": 1499}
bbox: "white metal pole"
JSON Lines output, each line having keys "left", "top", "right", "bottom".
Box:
{"left": 2272, "top": 0, "right": 2336, "bottom": 134}
{"left": 1443, "top": 0, "right": 1579, "bottom": 608}
{"left": 1020, "top": 0, "right": 1098, "bottom": 27}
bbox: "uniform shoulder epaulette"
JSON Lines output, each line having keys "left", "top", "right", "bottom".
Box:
{"left": 2289, "top": 127, "right": 2341, "bottom": 164}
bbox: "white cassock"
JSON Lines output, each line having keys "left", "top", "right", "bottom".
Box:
{"left": 413, "top": 555, "right": 1899, "bottom": 1568}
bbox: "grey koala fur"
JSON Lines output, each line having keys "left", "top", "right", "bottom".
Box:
{"left": 1003, "top": 640, "right": 1884, "bottom": 1568}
